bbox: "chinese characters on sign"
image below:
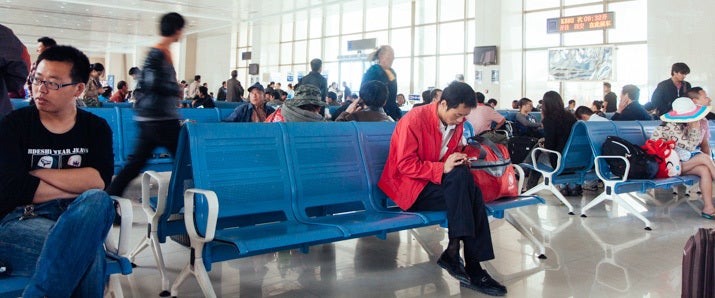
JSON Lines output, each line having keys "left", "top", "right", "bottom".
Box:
{"left": 547, "top": 12, "right": 614, "bottom": 34}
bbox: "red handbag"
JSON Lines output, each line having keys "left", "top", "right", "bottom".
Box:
{"left": 463, "top": 136, "right": 519, "bottom": 202}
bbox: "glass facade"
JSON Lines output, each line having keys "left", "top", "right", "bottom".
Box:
{"left": 231, "top": 0, "right": 647, "bottom": 102}
{"left": 235, "top": 0, "right": 478, "bottom": 96}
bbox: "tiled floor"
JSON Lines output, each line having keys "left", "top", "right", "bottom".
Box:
{"left": 112, "top": 184, "right": 715, "bottom": 297}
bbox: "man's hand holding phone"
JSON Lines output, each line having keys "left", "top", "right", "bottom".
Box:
{"left": 444, "top": 152, "right": 468, "bottom": 173}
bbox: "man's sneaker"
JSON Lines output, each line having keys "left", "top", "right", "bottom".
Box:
{"left": 460, "top": 269, "right": 507, "bottom": 296}
{"left": 437, "top": 251, "right": 469, "bottom": 284}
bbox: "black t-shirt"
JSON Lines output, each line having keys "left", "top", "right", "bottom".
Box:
{"left": 604, "top": 92, "right": 617, "bottom": 112}
{"left": 0, "top": 106, "right": 113, "bottom": 218}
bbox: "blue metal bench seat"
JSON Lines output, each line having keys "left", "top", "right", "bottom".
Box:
{"left": 580, "top": 120, "right": 700, "bottom": 230}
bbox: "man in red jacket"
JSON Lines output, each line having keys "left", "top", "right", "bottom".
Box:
{"left": 378, "top": 81, "right": 506, "bottom": 296}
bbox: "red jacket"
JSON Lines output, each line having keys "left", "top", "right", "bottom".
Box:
{"left": 378, "top": 103, "right": 464, "bottom": 210}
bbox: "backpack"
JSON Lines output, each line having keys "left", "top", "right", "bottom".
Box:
{"left": 507, "top": 136, "right": 540, "bottom": 164}
{"left": 464, "top": 135, "right": 519, "bottom": 202}
{"left": 601, "top": 136, "right": 659, "bottom": 179}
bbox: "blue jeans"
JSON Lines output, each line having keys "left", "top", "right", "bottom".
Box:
{"left": 0, "top": 189, "right": 115, "bottom": 297}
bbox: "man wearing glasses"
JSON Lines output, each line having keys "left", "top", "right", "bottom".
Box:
{"left": 0, "top": 45, "right": 115, "bottom": 296}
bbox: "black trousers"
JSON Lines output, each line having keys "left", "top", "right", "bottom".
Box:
{"left": 108, "top": 120, "right": 181, "bottom": 197}
{"left": 408, "top": 166, "right": 495, "bottom": 262}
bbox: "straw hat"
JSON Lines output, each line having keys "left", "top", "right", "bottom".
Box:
{"left": 660, "top": 97, "right": 711, "bottom": 123}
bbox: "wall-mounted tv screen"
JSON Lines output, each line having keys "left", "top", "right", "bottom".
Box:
{"left": 241, "top": 51, "right": 252, "bottom": 60}
{"left": 248, "top": 63, "right": 259, "bottom": 75}
{"left": 474, "top": 46, "right": 497, "bottom": 65}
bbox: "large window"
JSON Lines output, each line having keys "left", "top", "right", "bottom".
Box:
{"left": 243, "top": 0, "right": 479, "bottom": 96}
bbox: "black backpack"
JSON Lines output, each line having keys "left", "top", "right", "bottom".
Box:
{"left": 601, "top": 136, "right": 659, "bottom": 179}
{"left": 508, "top": 136, "right": 539, "bottom": 164}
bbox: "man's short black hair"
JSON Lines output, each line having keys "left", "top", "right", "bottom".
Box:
{"left": 568, "top": 99, "right": 576, "bottom": 105}
{"left": 487, "top": 98, "right": 498, "bottom": 106}
{"left": 117, "top": 81, "right": 127, "bottom": 90}
{"left": 621, "top": 84, "right": 640, "bottom": 102}
{"left": 128, "top": 67, "right": 140, "bottom": 76}
{"left": 603, "top": 82, "right": 611, "bottom": 88}
{"left": 310, "top": 58, "right": 322, "bottom": 72}
{"left": 518, "top": 97, "right": 532, "bottom": 108}
{"left": 198, "top": 86, "right": 208, "bottom": 96}
{"left": 180, "top": 80, "right": 186, "bottom": 84}
{"left": 160, "top": 12, "right": 185, "bottom": 37}
{"left": 574, "top": 106, "right": 594, "bottom": 119}
{"left": 359, "top": 80, "right": 387, "bottom": 108}
{"left": 36, "top": 45, "right": 90, "bottom": 84}
{"left": 440, "top": 81, "right": 477, "bottom": 109}
{"left": 430, "top": 88, "right": 442, "bottom": 101}
{"left": 475, "top": 92, "right": 486, "bottom": 103}
{"left": 671, "top": 62, "right": 690, "bottom": 76}
{"left": 90, "top": 63, "right": 104, "bottom": 72}
{"left": 194, "top": 75, "right": 201, "bottom": 81}
{"left": 421, "top": 90, "right": 431, "bottom": 103}
{"left": 327, "top": 91, "right": 337, "bottom": 101}
{"left": 37, "top": 36, "right": 57, "bottom": 47}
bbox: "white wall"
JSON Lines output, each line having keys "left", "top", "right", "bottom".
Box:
{"left": 498, "top": 0, "right": 523, "bottom": 109}
{"left": 648, "top": 0, "right": 714, "bottom": 101}
{"left": 195, "top": 31, "right": 232, "bottom": 94}
{"left": 474, "top": 0, "right": 504, "bottom": 104}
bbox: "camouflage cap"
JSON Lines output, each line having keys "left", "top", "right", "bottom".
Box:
{"left": 286, "top": 84, "right": 327, "bottom": 107}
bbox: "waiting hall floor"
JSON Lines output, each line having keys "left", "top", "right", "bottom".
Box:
{"left": 114, "top": 185, "right": 715, "bottom": 297}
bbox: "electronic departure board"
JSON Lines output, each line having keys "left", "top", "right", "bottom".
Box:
{"left": 547, "top": 12, "right": 614, "bottom": 33}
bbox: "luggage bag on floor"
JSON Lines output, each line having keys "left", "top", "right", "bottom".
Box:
{"left": 682, "top": 228, "right": 715, "bottom": 298}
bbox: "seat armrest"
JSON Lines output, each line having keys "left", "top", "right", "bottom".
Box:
{"left": 512, "top": 164, "right": 525, "bottom": 194}
{"left": 105, "top": 196, "right": 134, "bottom": 256}
{"left": 141, "top": 171, "right": 172, "bottom": 219}
{"left": 530, "top": 147, "right": 561, "bottom": 175}
{"left": 594, "top": 155, "right": 629, "bottom": 182}
{"left": 184, "top": 188, "right": 219, "bottom": 243}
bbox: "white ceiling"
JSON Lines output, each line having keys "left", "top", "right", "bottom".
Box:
{"left": 2, "top": 0, "right": 378, "bottom": 56}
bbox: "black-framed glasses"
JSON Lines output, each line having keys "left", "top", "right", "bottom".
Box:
{"left": 30, "top": 77, "right": 79, "bottom": 91}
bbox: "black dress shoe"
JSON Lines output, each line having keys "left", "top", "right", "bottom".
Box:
{"left": 437, "top": 252, "right": 470, "bottom": 284}
{"left": 460, "top": 270, "right": 507, "bottom": 296}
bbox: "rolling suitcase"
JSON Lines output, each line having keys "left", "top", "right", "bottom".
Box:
{"left": 682, "top": 228, "right": 715, "bottom": 297}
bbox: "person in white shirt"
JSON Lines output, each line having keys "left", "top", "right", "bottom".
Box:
{"left": 575, "top": 106, "right": 609, "bottom": 121}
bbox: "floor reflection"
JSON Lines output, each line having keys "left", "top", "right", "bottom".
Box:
{"left": 115, "top": 184, "right": 715, "bottom": 297}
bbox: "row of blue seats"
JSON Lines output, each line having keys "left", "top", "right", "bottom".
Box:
{"left": 10, "top": 98, "right": 242, "bottom": 110}
{"left": 83, "top": 107, "right": 236, "bottom": 174}
{"left": 495, "top": 110, "right": 616, "bottom": 122}
{"left": 135, "top": 122, "right": 545, "bottom": 297}
{"left": 521, "top": 119, "right": 714, "bottom": 229}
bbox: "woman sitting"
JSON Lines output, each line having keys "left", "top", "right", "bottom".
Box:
{"left": 652, "top": 97, "right": 715, "bottom": 219}
{"left": 525, "top": 91, "right": 578, "bottom": 194}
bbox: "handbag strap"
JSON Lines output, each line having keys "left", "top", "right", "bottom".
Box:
{"left": 468, "top": 135, "right": 505, "bottom": 160}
